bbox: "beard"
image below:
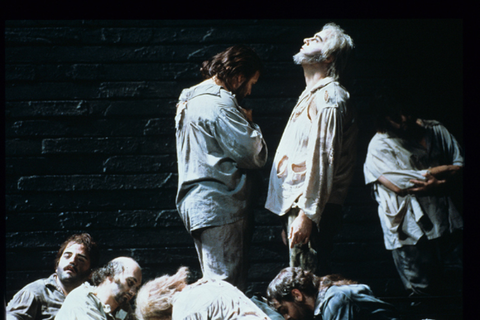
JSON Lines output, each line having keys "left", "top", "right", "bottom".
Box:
{"left": 231, "top": 80, "right": 250, "bottom": 103}
{"left": 56, "top": 264, "right": 88, "bottom": 286}
{"left": 293, "top": 51, "right": 327, "bottom": 65}
{"left": 292, "top": 300, "right": 315, "bottom": 320}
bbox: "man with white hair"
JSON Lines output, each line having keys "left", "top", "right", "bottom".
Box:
{"left": 55, "top": 256, "right": 142, "bottom": 320}
{"left": 265, "top": 22, "right": 357, "bottom": 276}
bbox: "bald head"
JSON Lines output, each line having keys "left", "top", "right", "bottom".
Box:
{"left": 92, "top": 256, "right": 143, "bottom": 313}
{"left": 91, "top": 256, "right": 142, "bottom": 286}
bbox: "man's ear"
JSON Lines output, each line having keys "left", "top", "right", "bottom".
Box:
{"left": 291, "top": 289, "right": 304, "bottom": 302}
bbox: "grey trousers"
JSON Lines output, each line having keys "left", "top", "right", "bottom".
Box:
{"left": 192, "top": 218, "right": 250, "bottom": 292}
{"left": 391, "top": 231, "right": 463, "bottom": 296}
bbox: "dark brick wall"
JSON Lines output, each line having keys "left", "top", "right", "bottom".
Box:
{"left": 5, "top": 19, "right": 463, "bottom": 308}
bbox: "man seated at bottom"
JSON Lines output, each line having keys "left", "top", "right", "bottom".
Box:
{"left": 266, "top": 267, "right": 399, "bottom": 320}
{"left": 55, "top": 256, "right": 142, "bottom": 320}
{"left": 135, "top": 266, "right": 271, "bottom": 320}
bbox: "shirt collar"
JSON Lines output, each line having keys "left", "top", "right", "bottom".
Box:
{"left": 48, "top": 273, "right": 65, "bottom": 295}
{"left": 181, "top": 78, "right": 230, "bottom": 101}
{"left": 309, "top": 76, "right": 335, "bottom": 93}
{"left": 298, "top": 77, "right": 336, "bottom": 102}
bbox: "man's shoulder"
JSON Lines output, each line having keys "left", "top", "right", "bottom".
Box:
{"left": 69, "top": 282, "right": 94, "bottom": 297}
{"left": 18, "top": 274, "right": 57, "bottom": 294}
{"left": 181, "top": 80, "right": 234, "bottom": 103}
{"left": 312, "top": 80, "right": 349, "bottom": 107}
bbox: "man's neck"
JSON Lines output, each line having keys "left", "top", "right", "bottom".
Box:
{"left": 302, "top": 62, "right": 329, "bottom": 90}
{"left": 55, "top": 275, "right": 76, "bottom": 296}
{"left": 94, "top": 283, "right": 119, "bottom": 313}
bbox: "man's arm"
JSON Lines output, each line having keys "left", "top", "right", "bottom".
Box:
{"left": 408, "top": 165, "right": 463, "bottom": 194}
{"left": 289, "top": 98, "right": 343, "bottom": 247}
{"left": 214, "top": 105, "right": 268, "bottom": 169}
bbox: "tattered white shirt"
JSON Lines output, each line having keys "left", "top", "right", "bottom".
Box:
{"left": 364, "top": 120, "right": 464, "bottom": 250}
{"left": 265, "top": 77, "right": 358, "bottom": 225}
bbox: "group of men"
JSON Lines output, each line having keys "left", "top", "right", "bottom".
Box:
{"left": 175, "top": 20, "right": 462, "bottom": 307}
{"left": 6, "top": 233, "right": 142, "bottom": 320}
{"left": 7, "top": 22, "right": 463, "bottom": 320}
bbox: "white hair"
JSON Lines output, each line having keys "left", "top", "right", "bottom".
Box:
{"left": 293, "top": 22, "right": 354, "bottom": 80}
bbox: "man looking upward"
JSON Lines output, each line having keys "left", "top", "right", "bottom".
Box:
{"left": 266, "top": 23, "right": 357, "bottom": 276}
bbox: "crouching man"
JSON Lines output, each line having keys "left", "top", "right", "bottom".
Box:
{"left": 266, "top": 267, "right": 398, "bottom": 320}
{"left": 135, "top": 266, "right": 271, "bottom": 320}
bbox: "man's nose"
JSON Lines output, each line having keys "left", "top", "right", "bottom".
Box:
{"left": 129, "top": 286, "right": 138, "bottom": 297}
{"left": 67, "top": 255, "right": 77, "bottom": 265}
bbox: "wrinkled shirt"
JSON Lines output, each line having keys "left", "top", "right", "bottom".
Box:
{"left": 6, "top": 274, "right": 65, "bottom": 320}
{"left": 265, "top": 77, "right": 357, "bottom": 225}
{"left": 314, "top": 284, "right": 398, "bottom": 320}
{"left": 55, "top": 282, "right": 134, "bottom": 320}
{"left": 175, "top": 79, "right": 267, "bottom": 232}
{"left": 364, "top": 120, "right": 464, "bottom": 250}
{"left": 172, "top": 279, "right": 271, "bottom": 320}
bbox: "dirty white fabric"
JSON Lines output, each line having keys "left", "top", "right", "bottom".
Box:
{"left": 55, "top": 282, "right": 133, "bottom": 320}
{"left": 172, "top": 279, "right": 271, "bottom": 320}
{"left": 265, "top": 77, "right": 357, "bottom": 225}
{"left": 364, "top": 119, "right": 464, "bottom": 250}
{"left": 175, "top": 78, "right": 267, "bottom": 232}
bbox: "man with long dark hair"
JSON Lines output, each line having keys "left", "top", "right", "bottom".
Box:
{"left": 175, "top": 45, "right": 267, "bottom": 291}
{"left": 7, "top": 233, "right": 99, "bottom": 320}
{"left": 266, "top": 267, "right": 398, "bottom": 320}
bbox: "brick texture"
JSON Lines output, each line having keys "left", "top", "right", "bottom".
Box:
{"left": 5, "top": 19, "right": 463, "bottom": 318}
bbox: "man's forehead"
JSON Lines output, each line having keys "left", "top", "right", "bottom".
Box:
{"left": 315, "top": 29, "right": 330, "bottom": 38}
{"left": 64, "top": 242, "right": 87, "bottom": 252}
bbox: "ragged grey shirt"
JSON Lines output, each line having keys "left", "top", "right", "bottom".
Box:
{"left": 6, "top": 273, "right": 65, "bottom": 320}
{"left": 175, "top": 79, "right": 267, "bottom": 232}
{"left": 265, "top": 77, "right": 357, "bottom": 225}
{"left": 364, "top": 120, "right": 464, "bottom": 250}
{"left": 314, "top": 284, "right": 398, "bottom": 320}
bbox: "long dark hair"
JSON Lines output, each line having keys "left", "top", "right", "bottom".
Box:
{"left": 266, "top": 267, "right": 357, "bottom": 306}
{"left": 200, "top": 45, "right": 262, "bottom": 92}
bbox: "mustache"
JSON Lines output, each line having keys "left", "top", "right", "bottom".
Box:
{"left": 64, "top": 264, "right": 78, "bottom": 273}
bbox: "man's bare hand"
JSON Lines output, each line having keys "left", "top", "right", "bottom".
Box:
{"left": 288, "top": 210, "right": 313, "bottom": 248}
{"left": 408, "top": 172, "right": 445, "bottom": 194}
